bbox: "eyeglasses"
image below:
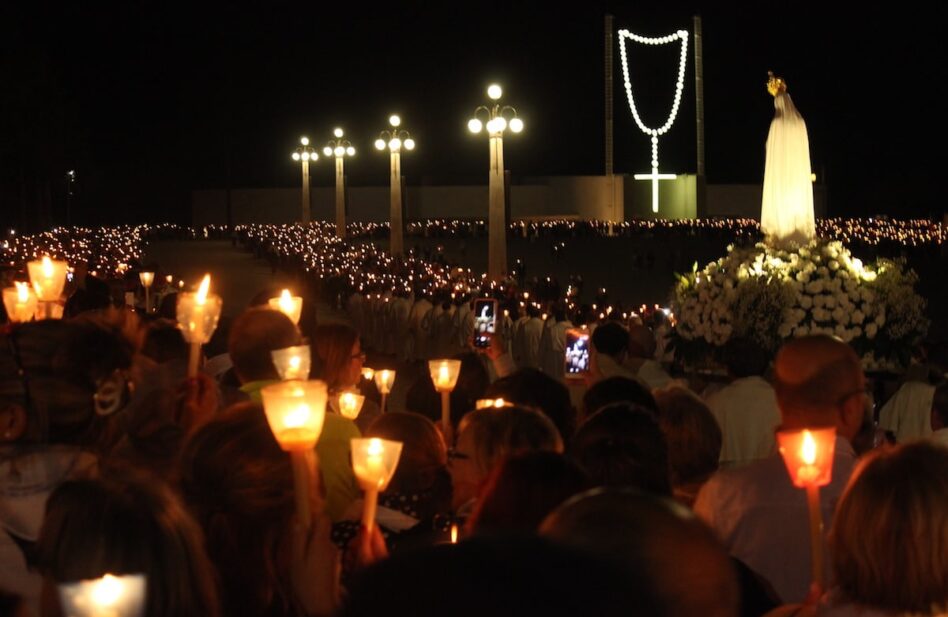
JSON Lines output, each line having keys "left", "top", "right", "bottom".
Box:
{"left": 350, "top": 351, "right": 367, "bottom": 361}
{"left": 447, "top": 448, "right": 471, "bottom": 462}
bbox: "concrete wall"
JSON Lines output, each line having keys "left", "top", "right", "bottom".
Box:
{"left": 192, "top": 175, "right": 825, "bottom": 225}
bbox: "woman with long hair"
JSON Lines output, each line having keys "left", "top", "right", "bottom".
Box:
{"left": 312, "top": 324, "right": 381, "bottom": 432}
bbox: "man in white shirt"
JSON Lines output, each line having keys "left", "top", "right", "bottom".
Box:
{"left": 407, "top": 292, "right": 433, "bottom": 362}
{"left": 705, "top": 338, "right": 781, "bottom": 467}
{"left": 694, "top": 335, "right": 867, "bottom": 604}
{"left": 539, "top": 304, "right": 573, "bottom": 382}
{"left": 626, "top": 324, "right": 672, "bottom": 390}
{"left": 879, "top": 343, "right": 948, "bottom": 443}
{"left": 514, "top": 305, "right": 544, "bottom": 370}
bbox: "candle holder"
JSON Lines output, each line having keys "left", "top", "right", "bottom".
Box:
{"left": 429, "top": 359, "right": 461, "bottom": 444}
{"left": 338, "top": 390, "right": 365, "bottom": 420}
{"left": 3, "top": 282, "right": 37, "bottom": 323}
{"left": 271, "top": 345, "right": 311, "bottom": 381}
{"left": 261, "top": 380, "right": 328, "bottom": 526}
{"left": 176, "top": 275, "right": 223, "bottom": 377}
{"left": 374, "top": 369, "right": 396, "bottom": 413}
{"left": 27, "top": 256, "right": 68, "bottom": 319}
{"left": 777, "top": 426, "right": 837, "bottom": 595}
{"left": 139, "top": 272, "right": 155, "bottom": 313}
{"left": 360, "top": 367, "right": 376, "bottom": 382}
{"left": 351, "top": 437, "right": 403, "bottom": 535}
{"left": 475, "top": 397, "right": 509, "bottom": 410}
{"left": 268, "top": 289, "right": 303, "bottom": 325}
{"left": 58, "top": 573, "right": 146, "bottom": 617}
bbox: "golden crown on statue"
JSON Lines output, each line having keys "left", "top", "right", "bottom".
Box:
{"left": 767, "top": 71, "right": 787, "bottom": 97}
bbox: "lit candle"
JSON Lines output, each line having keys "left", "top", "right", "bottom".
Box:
{"left": 777, "top": 426, "right": 837, "bottom": 594}
{"left": 338, "top": 390, "right": 365, "bottom": 420}
{"left": 475, "top": 398, "right": 508, "bottom": 410}
{"left": 3, "top": 282, "right": 37, "bottom": 323}
{"left": 261, "top": 380, "right": 328, "bottom": 526}
{"left": 429, "top": 360, "right": 461, "bottom": 444}
{"left": 27, "top": 255, "right": 68, "bottom": 319}
{"left": 268, "top": 289, "right": 303, "bottom": 325}
{"left": 57, "top": 573, "right": 146, "bottom": 617}
{"left": 374, "top": 369, "right": 396, "bottom": 413}
{"left": 271, "top": 345, "right": 311, "bottom": 381}
{"left": 360, "top": 367, "right": 376, "bottom": 382}
{"left": 139, "top": 272, "right": 154, "bottom": 313}
{"left": 450, "top": 523, "right": 459, "bottom": 544}
{"left": 351, "top": 437, "right": 403, "bottom": 536}
{"left": 176, "top": 275, "right": 223, "bottom": 377}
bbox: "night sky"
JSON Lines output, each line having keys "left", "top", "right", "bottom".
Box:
{"left": 2, "top": 2, "right": 946, "bottom": 228}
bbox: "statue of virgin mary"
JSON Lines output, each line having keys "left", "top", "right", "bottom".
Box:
{"left": 760, "top": 72, "right": 816, "bottom": 244}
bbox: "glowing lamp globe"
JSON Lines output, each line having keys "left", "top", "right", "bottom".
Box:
{"left": 487, "top": 84, "right": 502, "bottom": 100}
{"left": 389, "top": 115, "right": 401, "bottom": 127}
{"left": 333, "top": 128, "right": 344, "bottom": 138}
{"left": 334, "top": 146, "right": 345, "bottom": 157}
{"left": 268, "top": 288, "right": 302, "bottom": 325}
{"left": 58, "top": 573, "right": 146, "bottom": 617}
{"left": 375, "top": 139, "right": 386, "bottom": 150}
{"left": 271, "top": 345, "right": 311, "bottom": 381}
{"left": 139, "top": 272, "right": 155, "bottom": 288}
{"left": 374, "top": 369, "right": 396, "bottom": 394}
{"left": 777, "top": 427, "right": 837, "bottom": 488}
{"left": 509, "top": 117, "right": 524, "bottom": 133}
{"left": 346, "top": 146, "right": 355, "bottom": 156}
{"left": 300, "top": 136, "right": 310, "bottom": 146}
{"left": 468, "top": 118, "right": 483, "bottom": 134}
{"left": 261, "top": 380, "right": 328, "bottom": 451}
{"left": 493, "top": 117, "right": 507, "bottom": 132}
{"left": 389, "top": 138, "right": 401, "bottom": 151}
{"left": 3, "top": 282, "right": 37, "bottom": 323}
{"left": 351, "top": 437, "right": 403, "bottom": 492}
{"left": 429, "top": 359, "right": 461, "bottom": 392}
{"left": 323, "top": 146, "right": 333, "bottom": 157}
{"left": 176, "top": 275, "right": 223, "bottom": 344}
{"left": 300, "top": 152, "right": 310, "bottom": 161}
{"left": 27, "top": 256, "right": 68, "bottom": 302}
{"left": 338, "top": 390, "right": 365, "bottom": 420}
{"left": 403, "top": 138, "right": 415, "bottom": 151}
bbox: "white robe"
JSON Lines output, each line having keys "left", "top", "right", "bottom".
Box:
{"left": 408, "top": 299, "right": 433, "bottom": 361}
{"left": 540, "top": 320, "right": 573, "bottom": 381}
{"left": 878, "top": 381, "right": 935, "bottom": 443}
{"left": 705, "top": 376, "right": 781, "bottom": 467}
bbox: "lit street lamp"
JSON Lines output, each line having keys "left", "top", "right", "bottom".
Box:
{"left": 291, "top": 137, "right": 318, "bottom": 224}
{"left": 323, "top": 128, "right": 355, "bottom": 238}
{"left": 468, "top": 84, "right": 523, "bottom": 281}
{"left": 375, "top": 115, "right": 415, "bottom": 257}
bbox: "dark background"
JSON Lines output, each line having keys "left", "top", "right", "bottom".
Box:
{"left": 2, "top": 1, "right": 946, "bottom": 229}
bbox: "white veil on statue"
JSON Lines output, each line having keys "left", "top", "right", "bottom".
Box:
{"left": 760, "top": 73, "right": 815, "bottom": 245}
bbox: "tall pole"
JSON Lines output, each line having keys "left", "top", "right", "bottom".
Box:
{"left": 693, "top": 15, "right": 705, "bottom": 178}
{"left": 390, "top": 150, "right": 403, "bottom": 256}
{"left": 488, "top": 132, "right": 506, "bottom": 281}
{"left": 335, "top": 157, "right": 346, "bottom": 238}
{"left": 605, "top": 14, "right": 616, "bottom": 230}
{"left": 300, "top": 158, "right": 311, "bottom": 224}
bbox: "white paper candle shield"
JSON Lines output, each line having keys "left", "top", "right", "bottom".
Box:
{"left": 261, "top": 380, "right": 328, "bottom": 451}
{"left": 272, "top": 345, "right": 311, "bottom": 381}
{"left": 269, "top": 289, "right": 303, "bottom": 325}
{"left": 429, "top": 359, "right": 461, "bottom": 392}
{"left": 374, "top": 369, "right": 396, "bottom": 394}
{"left": 3, "top": 283, "right": 37, "bottom": 323}
{"left": 338, "top": 390, "right": 365, "bottom": 420}
{"left": 57, "top": 573, "right": 146, "bottom": 617}
{"left": 27, "top": 256, "right": 68, "bottom": 302}
{"left": 176, "top": 275, "right": 223, "bottom": 344}
{"left": 351, "top": 437, "right": 403, "bottom": 491}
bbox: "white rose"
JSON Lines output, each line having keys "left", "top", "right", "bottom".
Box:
{"left": 835, "top": 324, "right": 847, "bottom": 338}
{"left": 824, "top": 295, "right": 837, "bottom": 309}
{"left": 851, "top": 310, "right": 865, "bottom": 325}
{"left": 796, "top": 271, "right": 810, "bottom": 283}
{"left": 806, "top": 280, "right": 824, "bottom": 294}
{"left": 828, "top": 259, "right": 840, "bottom": 271}
{"left": 841, "top": 328, "right": 854, "bottom": 343}
{"left": 851, "top": 326, "right": 863, "bottom": 338}
{"left": 875, "top": 312, "right": 885, "bottom": 326}
{"left": 813, "top": 295, "right": 825, "bottom": 308}
{"left": 832, "top": 307, "right": 848, "bottom": 325}
{"left": 794, "top": 326, "right": 810, "bottom": 337}
{"left": 817, "top": 266, "right": 829, "bottom": 277}
{"left": 865, "top": 323, "right": 878, "bottom": 339}
{"left": 778, "top": 323, "right": 793, "bottom": 338}
{"left": 799, "top": 295, "right": 813, "bottom": 309}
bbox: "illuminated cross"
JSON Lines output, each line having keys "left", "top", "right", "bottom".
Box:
{"left": 634, "top": 167, "right": 677, "bottom": 213}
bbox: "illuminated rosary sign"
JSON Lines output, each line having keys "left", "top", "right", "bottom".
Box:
{"left": 618, "top": 28, "right": 689, "bottom": 213}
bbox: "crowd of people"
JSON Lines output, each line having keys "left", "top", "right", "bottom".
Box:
{"left": 1, "top": 247, "right": 947, "bottom": 617}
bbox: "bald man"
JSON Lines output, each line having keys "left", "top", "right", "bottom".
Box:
{"left": 694, "top": 335, "right": 866, "bottom": 603}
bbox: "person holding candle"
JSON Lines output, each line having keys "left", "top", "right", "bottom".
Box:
{"left": 311, "top": 324, "right": 381, "bottom": 433}
{"left": 695, "top": 335, "right": 867, "bottom": 603}
{"left": 227, "top": 308, "right": 361, "bottom": 521}
{"left": 36, "top": 473, "right": 221, "bottom": 617}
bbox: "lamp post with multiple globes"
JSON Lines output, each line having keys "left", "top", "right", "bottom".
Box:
{"left": 374, "top": 115, "right": 415, "bottom": 257}
{"left": 468, "top": 84, "right": 523, "bottom": 281}
{"left": 291, "top": 137, "right": 318, "bottom": 224}
{"left": 323, "top": 128, "right": 356, "bottom": 238}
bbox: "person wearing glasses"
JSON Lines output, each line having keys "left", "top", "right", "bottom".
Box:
{"left": 312, "top": 323, "right": 382, "bottom": 434}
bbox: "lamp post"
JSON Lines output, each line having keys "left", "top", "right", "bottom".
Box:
{"left": 291, "top": 137, "right": 318, "bottom": 224}
{"left": 468, "top": 84, "right": 523, "bottom": 281}
{"left": 323, "top": 128, "right": 355, "bottom": 238}
{"left": 375, "top": 115, "right": 415, "bottom": 257}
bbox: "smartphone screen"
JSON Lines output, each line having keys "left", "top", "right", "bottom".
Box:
{"left": 564, "top": 329, "right": 590, "bottom": 378}
{"left": 473, "top": 299, "right": 497, "bottom": 349}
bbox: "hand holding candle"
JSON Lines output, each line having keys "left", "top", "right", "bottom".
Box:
{"left": 429, "top": 359, "right": 461, "bottom": 443}
{"left": 777, "top": 426, "right": 837, "bottom": 595}
{"left": 269, "top": 288, "right": 303, "bottom": 325}
{"left": 351, "top": 437, "right": 403, "bottom": 535}
{"left": 176, "top": 274, "right": 223, "bottom": 377}
{"left": 272, "top": 345, "right": 311, "bottom": 381}
{"left": 57, "top": 573, "right": 147, "bottom": 617}
{"left": 262, "top": 380, "right": 328, "bottom": 526}
{"left": 3, "top": 282, "right": 37, "bottom": 323}
{"left": 27, "top": 255, "right": 68, "bottom": 319}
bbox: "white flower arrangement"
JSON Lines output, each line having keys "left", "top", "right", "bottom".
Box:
{"left": 670, "top": 239, "right": 928, "bottom": 370}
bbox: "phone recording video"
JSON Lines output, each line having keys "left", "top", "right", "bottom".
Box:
{"left": 564, "top": 329, "right": 590, "bottom": 378}
{"left": 473, "top": 299, "right": 498, "bottom": 349}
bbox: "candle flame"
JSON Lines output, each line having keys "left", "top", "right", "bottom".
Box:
{"left": 801, "top": 430, "right": 817, "bottom": 465}
{"left": 14, "top": 281, "right": 29, "bottom": 303}
{"left": 289, "top": 356, "right": 301, "bottom": 370}
{"left": 284, "top": 403, "right": 311, "bottom": 429}
{"left": 368, "top": 437, "right": 384, "bottom": 456}
{"left": 90, "top": 574, "right": 123, "bottom": 607}
{"left": 41, "top": 256, "right": 54, "bottom": 278}
{"left": 279, "top": 289, "right": 293, "bottom": 311}
{"left": 196, "top": 274, "right": 211, "bottom": 305}
{"left": 450, "top": 524, "right": 458, "bottom": 544}
{"left": 438, "top": 363, "right": 449, "bottom": 382}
